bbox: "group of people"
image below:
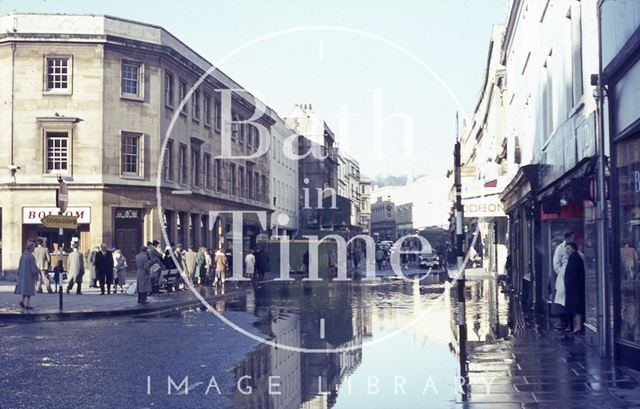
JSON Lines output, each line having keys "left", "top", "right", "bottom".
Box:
{"left": 164, "top": 243, "right": 270, "bottom": 286}
{"left": 15, "top": 237, "right": 272, "bottom": 308}
{"left": 551, "top": 231, "right": 586, "bottom": 336}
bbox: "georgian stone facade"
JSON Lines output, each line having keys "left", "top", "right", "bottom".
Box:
{"left": 0, "top": 13, "right": 275, "bottom": 274}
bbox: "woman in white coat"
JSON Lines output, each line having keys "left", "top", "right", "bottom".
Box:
{"left": 113, "top": 249, "right": 128, "bottom": 294}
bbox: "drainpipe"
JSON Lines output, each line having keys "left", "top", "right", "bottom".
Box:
{"left": 10, "top": 42, "right": 16, "bottom": 179}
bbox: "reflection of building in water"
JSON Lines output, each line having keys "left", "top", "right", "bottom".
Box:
{"left": 270, "top": 312, "right": 302, "bottom": 409}
{"left": 232, "top": 283, "right": 367, "bottom": 409}
{"left": 299, "top": 284, "right": 363, "bottom": 408}
{"left": 449, "top": 279, "right": 511, "bottom": 352}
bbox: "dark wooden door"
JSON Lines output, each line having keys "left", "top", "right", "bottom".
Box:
{"left": 115, "top": 228, "right": 140, "bottom": 271}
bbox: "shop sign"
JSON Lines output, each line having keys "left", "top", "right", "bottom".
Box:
{"left": 23, "top": 206, "right": 91, "bottom": 224}
{"left": 462, "top": 197, "right": 505, "bottom": 217}
{"left": 41, "top": 214, "right": 77, "bottom": 230}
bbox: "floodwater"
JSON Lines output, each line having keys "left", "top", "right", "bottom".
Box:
{"left": 225, "top": 276, "right": 510, "bottom": 409}
{"left": 0, "top": 274, "right": 516, "bottom": 409}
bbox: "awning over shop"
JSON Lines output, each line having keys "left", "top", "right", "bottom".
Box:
{"left": 500, "top": 164, "right": 543, "bottom": 213}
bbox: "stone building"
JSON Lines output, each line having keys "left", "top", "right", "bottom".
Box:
{"left": 359, "top": 177, "right": 372, "bottom": 234}
{"left": 0, "top": 13, "right": 276, "bottom": 273}
{"left": 269, "top": 116, "right": 298, "bottom": 237}
{"left": 284, "top": 104, "right": 339, "bottom": 233}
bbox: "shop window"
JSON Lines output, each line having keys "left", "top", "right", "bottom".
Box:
{"left": 615, "top": 136, "right": 640, "bottom": 343}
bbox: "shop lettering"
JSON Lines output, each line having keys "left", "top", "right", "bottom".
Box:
{"left": 463, "top": 203, "right": 504, "bottom": 214}
{"left": 27, "top": 210, "right": 85, "bottom": 221}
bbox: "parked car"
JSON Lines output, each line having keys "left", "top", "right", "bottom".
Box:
{"left": 419, "top": 253, "right": 440, "bottom": 269}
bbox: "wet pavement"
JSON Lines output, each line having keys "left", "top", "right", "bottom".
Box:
{"left": 1, "top": 268, "right": 639, "bottom": 408}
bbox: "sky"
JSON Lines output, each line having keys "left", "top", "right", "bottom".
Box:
{"left": 0, "top": 0, "right": 508, "bottom": 179}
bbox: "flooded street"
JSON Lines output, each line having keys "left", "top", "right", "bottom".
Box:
{"left": 3, "top": 274, "right": 639, "bottom": 409}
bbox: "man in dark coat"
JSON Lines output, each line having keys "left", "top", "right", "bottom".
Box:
{"left": 136, "top": 246, "right": 151, "bottom": 304}
{"left": 564, "top": 242, "right": 585, "bottom": 334}
{"left": 256, "top": 248, "right": 269, "bottom": 280}
{"left": 95, "top": 243, "right": 114, "bottom": 295}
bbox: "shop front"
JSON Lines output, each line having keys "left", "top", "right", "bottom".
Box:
{"left": 600, "top": 0, "right": 640, "bottom": 368}
{"left": 21, "top": 206, "right": 92, "bottom": 266}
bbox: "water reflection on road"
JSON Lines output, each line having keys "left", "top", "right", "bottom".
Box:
{"left": 224, "top": 276, "right": 510, "bottom": 409}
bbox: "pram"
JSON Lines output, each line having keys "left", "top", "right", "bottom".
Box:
{"left": 150, "top": 264, "right": 179, "bottom": 293}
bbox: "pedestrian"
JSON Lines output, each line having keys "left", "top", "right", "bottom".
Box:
{"left": 88, "top": 245, "right": 99, "bottom": 288}
{"left": 95, "top": 243, "right": 114, "bottom": 295}
{"left": 196, "top": 247, "right": 206, "bottom": 285}
{"left": 66, "top": 242, "right": 84, "bottom": 295}
{"left": 375, "top": 247, "right": 385, "bottom": 271}
{"left": 564, "top": 242, "right": 585, "bottom": 334}
{"left": 52, "top": 260, "right": 64, "bottom": 292}
{"left": 302, "top": 251, "right": 309, "bottom": 274}
{"left": 245, "top": 249, "right": 256, "bottom": 281}
{"left": 256, "top": 247, "right": 269, "bottom": 281}
{"left": 33, "top": 238, "right": 53, "bottom": 294}
{"left": 147, "top": 241, "right": 163, "bottom": 267}
{"left": 135, "top": 246, "right": 151, "bottom": 304}
{"left": 204, "top": 248, "right": 213, "bottom": 286}
{"left": 621, "top": 240, "right": 639, "bottom": 280}
{"left": 16, "top": 240, "right": 40, "bottom": 310}
{"left": 113, "top": 249, "right": 127, "bottom": 294}
{"left": 214, "top": 247, "right": 227, "bottom": 286}
{"left": 184, "top": 245, "right": 198, "bottom": 285}
{"left": 552, "top": 231, "right": 573, "bottom": 330}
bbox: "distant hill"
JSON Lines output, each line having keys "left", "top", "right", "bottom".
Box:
{"left": 371, "top": 174, "right": 408, "bottom": 187}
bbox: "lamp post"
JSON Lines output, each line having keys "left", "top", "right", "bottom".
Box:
{"left": 454, "top": 114, "right": 468, "bottom": 399}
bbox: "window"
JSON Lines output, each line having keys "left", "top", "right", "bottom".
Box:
{"left": 247, "top": 126, "right": 253, "bottom": 149}
{"left": 239, "top": 122, "right": 245, "bottom": 146}
{"left": 165, "top": 71, "right": 175, "bottom": 108}
{"left": 569, "top": 0, "right": 583, "bottom": 106}
{"left": 45, "top": 57, "right": 70, "bottom": 91}
{"left": 192, "top": 89, "right": 201, "bottom": 121}
{"left": 247, "top": 168, "right": 253, "bottom": 199}
{"left": 262, "top": 175, "right": 267, "bottom": 201}
{"left": 164, "top": 139, "right": 174, "bottom": 181}
{"left": 45, "top": 132, "right": 69, "bottom": 173}
{"left": 214, "top": 101, "right": 221, "bottom": 131}
{"left": 615, "top": 136, "right": 640, "bottom": 343}
{"left": 179, "top": 144, "right": 187, "bottom": 184}
{"left": 191, "top": 147, "right": 200, "bottom": 187}
{"left": 121, "top": 132, "right": 141, "bottom": 176}
{"left": 239, "top": 166, "right": 245, "bottom": 196}
{"left": 203, "top": 94, "right": 211, "bottom": 127}
{"left": 203, "top": 153, "right": 211, "bottom": 189}
{"left": 254, "top": 171, "right": 260, "bottom": 200}
{"left": 179, "top": 80, "right": 187, "bottom": 115}
{"left": 121, "top": 61, "right": 142, "bottom": 98}
{"left": 230, "top": 163, "right": 237, "bottom": 195}
{"left": 231, "top": 113, "right": 240, "bottom": 142}
{"left": 215, "top": 159, "right": 222, "bottom": 191}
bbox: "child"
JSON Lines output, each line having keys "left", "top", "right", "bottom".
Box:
{"left": 52, "top": 260, "right": 64, "bottom": 293}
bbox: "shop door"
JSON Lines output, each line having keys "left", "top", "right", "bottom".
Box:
{"left": 115, "top": 228, "right": 140, "bottom": 271}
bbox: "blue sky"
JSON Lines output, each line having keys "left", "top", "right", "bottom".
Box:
{"left": 1, "top": 0, "right": 507, "bottom": 178}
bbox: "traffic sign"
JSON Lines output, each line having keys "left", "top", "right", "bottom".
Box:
{"left": 41, "top": 214, "right": 77, "bottom": 229}
{"left": 57, "top": 179, "right": 68, "bottom": 213}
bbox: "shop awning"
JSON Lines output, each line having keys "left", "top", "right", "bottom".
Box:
{"left": 500, "top": 164, "right": 543, "bottom": 213}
